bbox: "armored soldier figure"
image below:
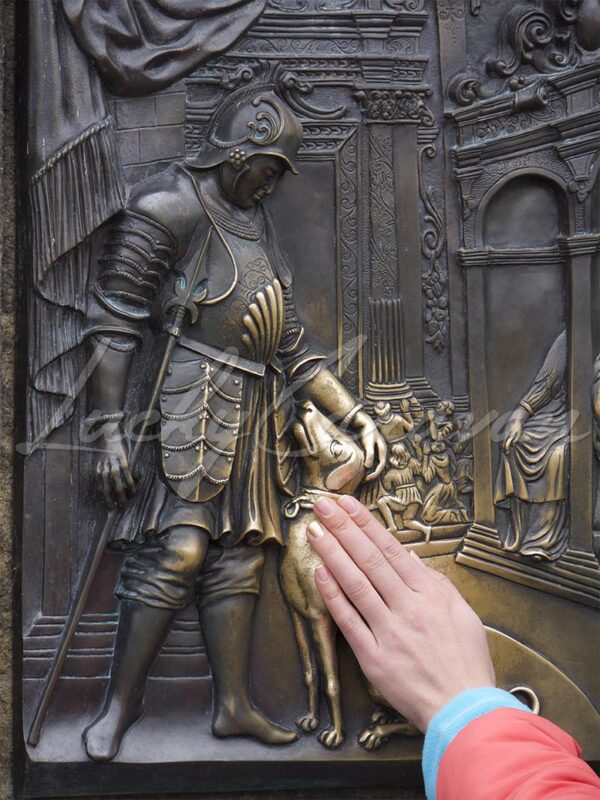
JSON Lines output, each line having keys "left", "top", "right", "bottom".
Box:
{"left": 82, "top": 86, "right": 386, "bottom": 761}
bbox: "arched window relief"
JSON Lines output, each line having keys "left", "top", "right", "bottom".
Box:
{"left": 482, "top": 174, "right": 568, "bottom": 248}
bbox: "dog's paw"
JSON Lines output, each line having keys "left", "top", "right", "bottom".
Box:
{"left": 318, "top": 727, "right": 345, "bottom": 749}
{"left": 371, "top": 708, "right": 396, "bottom": 726}
{"left": 296, "top": 713, "right": 319, "bottom": 733}
{"left": 358, "top": 725, "right": 389, "bottom": 751}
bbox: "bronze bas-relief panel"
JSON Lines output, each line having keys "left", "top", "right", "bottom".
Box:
{"left": 16, "top": 0, "right": 600, "bottom": 795}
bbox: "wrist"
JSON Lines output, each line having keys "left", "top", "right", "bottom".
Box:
{"left": 516, "top": 402, "right": 532, "bottom": 419}
{"left": 343, "top": 404, "right": 366, "bottom": 429}
{"left": 83, "top": 411, "right": 126, "bottom": 443}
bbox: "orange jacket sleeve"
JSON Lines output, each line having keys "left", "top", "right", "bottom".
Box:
{"left": 437, "top": 708, "right": 600, "bottom": 799}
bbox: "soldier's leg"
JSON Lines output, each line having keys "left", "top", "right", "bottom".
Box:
{"left": 197, "top": 545, "right": 297, "bottom": 745}
{"left": 84, "top": 525, "right": 209, "bottom": 761}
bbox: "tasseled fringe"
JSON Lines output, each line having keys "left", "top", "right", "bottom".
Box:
{"left": 28, "top": 287, "right": 88, "bottom": 450}
{"left": 27, "top": 118, "right": 127, "bottom": 448}
{"left": 30, "top": 117, "right": 126, "bottom": 298}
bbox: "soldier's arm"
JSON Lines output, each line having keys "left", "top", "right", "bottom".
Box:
{"left": 85, "top": 169, "right": 194, "bottom": 507}
{"left": 276, "top": 285, "right": 387, "bottom": 480}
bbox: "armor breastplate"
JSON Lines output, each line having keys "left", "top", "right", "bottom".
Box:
{"left": 185, "top": 226, "right": 285, "bottom": 365}
{"left": 159, "top": 222, "right": 286, "bottom": 503}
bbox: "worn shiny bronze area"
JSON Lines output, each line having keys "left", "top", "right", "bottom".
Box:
{"left": 17, "top": 0, "right": 600, "bottom": 795}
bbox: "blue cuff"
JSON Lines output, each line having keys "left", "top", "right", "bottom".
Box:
{"left": 422, "top": 688, "right": 530, "bottom": 800}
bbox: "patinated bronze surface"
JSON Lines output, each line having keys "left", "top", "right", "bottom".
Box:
{"left": 15, "top": 0, "right": 600, "bottom": 796}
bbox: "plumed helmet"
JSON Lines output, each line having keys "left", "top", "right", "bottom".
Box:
{"left": 188, "top": 85, "right": 303, "bottom": 175}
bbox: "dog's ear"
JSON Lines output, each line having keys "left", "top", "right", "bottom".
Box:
{"left": 292, "top": 422, "right": 317, "bottom": 458}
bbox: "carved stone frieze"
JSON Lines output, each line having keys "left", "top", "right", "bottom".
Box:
{"left": 355, "top": 88, "right": 435, "bottom": 124}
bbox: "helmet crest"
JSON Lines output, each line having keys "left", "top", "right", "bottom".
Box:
{"left": 188, "top": 85, "right": 303, "bottom": 175}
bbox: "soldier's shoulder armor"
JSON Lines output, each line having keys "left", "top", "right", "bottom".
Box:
{"left": 128, "top": 163, "right": 207, "bottom": 259}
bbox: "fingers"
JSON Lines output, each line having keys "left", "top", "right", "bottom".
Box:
{"left": 314, "top": 564, "right": 376, "bottom": 657}
{"left": 96, "top": 458, "right": 135, "bottom": 509}
{"left": 363, "top": 434, "right": 375, "bottom": 471}
{"left": 122, "top": 462, "right": 136, "bottom": 498}
{"left": 323, "top": 496, "right": 427, "bottom": 593}
{"left": 307, "top": 520, "right": 389, "bottom": 626}
{"left": 310, "top": 499, "right": 410, "bottom": 607}
{"left": 97, "top": 460, "right": 115, "bottom": 510}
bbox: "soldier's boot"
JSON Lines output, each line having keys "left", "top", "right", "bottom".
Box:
{"left": 84, "top": 600, "right": 175, "bottom": 762}
{"left": 199, "top": 594, "right": 298, "bottom": 745}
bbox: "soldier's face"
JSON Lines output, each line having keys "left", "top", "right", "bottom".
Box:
{"left": 223, "top": 155, "right": 286, "bottom": 208}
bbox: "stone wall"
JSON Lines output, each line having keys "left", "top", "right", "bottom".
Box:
{"left": 111, "top": 83, "right": 187, "bottom": 185}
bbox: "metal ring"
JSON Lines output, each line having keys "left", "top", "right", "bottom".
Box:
{"left": 509, "top": 685, "right": 540, "bottom": 715}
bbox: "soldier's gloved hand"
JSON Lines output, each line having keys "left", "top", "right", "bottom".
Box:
{"left": 94, "top": 422, "right": 136, "bottom": 509}
{"left": 352, "top": 411, "right": 387, "bottom": 481}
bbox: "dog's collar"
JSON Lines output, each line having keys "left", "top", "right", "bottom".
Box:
{"left": 284, "top": 488, "right": 345, "bottom": 519}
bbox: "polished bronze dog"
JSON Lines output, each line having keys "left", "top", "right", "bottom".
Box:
{"left": 280, "top": 401, "right": 418, "bottom": 749}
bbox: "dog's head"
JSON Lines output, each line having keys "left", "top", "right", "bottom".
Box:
{"left": 292, "top": 401, "right": 365, "bottom": 494}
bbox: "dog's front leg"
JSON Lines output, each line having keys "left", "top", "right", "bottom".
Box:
{"left": 310, "top": 614, "right": 345, "bottom": 748}
{"left": 290, "top": 609, "right": 320, "bottom": 733}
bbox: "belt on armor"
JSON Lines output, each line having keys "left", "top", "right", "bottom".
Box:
{"left": 178, "top": 336, "right": 266, "bottom": 377}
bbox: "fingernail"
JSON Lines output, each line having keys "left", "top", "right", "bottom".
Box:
{"left": 338, "top": 495, "right": 359, "bottom": 513}
{"left": 314, "top": 498, "right": 336, "bottom": 517}
{"left": 315, "top": 565, "right": 330, "bottom": 581}
{"left": 308, "top": 520, "right": 325, "bottom": 539}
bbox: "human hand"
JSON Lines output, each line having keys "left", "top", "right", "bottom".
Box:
{"left": 308, "top": 496, "right": 495, "bottom": 732}
{"left": 352, "top": 411, "right": 387, "bottom": 481}
{"left": 94, "top": 422, "right": 136, "bottom": 509}
{"left": 503, "top": 407, "right": 528, "bottom": 453}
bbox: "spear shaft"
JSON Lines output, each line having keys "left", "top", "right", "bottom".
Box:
{"left": 27, "top": 306, "right": 187, "bottom": 747}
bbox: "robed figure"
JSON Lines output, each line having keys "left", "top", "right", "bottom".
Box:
{"left": 495, "top": 330, "right": 569, "bottom": 562}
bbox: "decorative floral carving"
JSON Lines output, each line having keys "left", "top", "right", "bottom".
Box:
{"left": 486, "top": 5, "right": 581, "bottom": 78}
{"left": 419, "top": 145, "right": 449, "bottom": 352}
{"left": 369, "top": 127, "right": 398, "bottom": 298}
{"left": 316, "top": 0, "right": 358, "bottom": 8}
{"left": 278, "top": 70, "right": 347, "bottom": 119}
{"left": 448, "top": 74, "right": 495, "bottom": 106}
{"left": 383, "top": 0, "right": 426, "bottom": 10}
{"left": 437, "top": 0, "right": 465, "bottom": 21}
{"left": 268, "top": 0, "right": 308, "bottom": 10}
{"left": 338, "top": 133, "right": 361, "bottom": 393}
{"left": 474, "top": 95, "right": 567, "bottom": 140}
{"left": 355, "top": 89, "right": 435, "bottom": 126}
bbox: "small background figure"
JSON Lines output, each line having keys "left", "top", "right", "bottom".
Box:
{"left": 377, "top": 442, "right": 431, "bottom": 541}
{"left": 420, "top": 440, "right": 469, "bottom": 526}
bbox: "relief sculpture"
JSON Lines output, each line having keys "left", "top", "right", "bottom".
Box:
{"left": 15, "top": 0, "right": 600, "bottom": 795}
{"left": 80, "top": 87, "right": 387, "bottom": 761}
{"left": 495, "top": 330, "right": 569, "bottom": 562}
